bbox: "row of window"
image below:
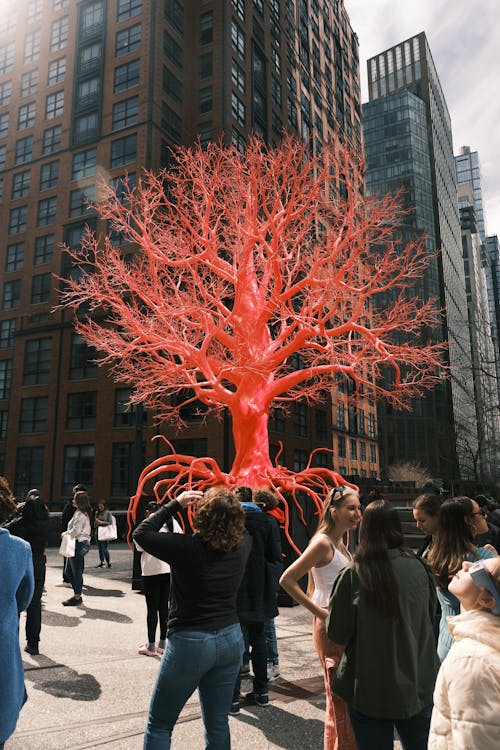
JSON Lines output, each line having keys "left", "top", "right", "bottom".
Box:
{"left": 337, "top": 435, "right": 378, "bottom": 464}
{"left": 0, "top": 335, "right": 97, "bottom": 398}
{"left": 6, "top": 441, "right": 141, "bottom": 499}
{"left": 1, "top": 274, "right": 52, "bottom": 310}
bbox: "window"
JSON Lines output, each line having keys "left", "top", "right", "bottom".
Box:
{"left": 75, "top": 112, "right": 99, "bottom": 142}
{"left": 27, "top": 0, "right": 44, "bottom": 23}
{"left": 70, "top": 333, "right": 98, "bottom": 379}
{"left": 24, "top": 31, "right": 41, "bottom": 63}
{"left": 0, "top": 43, "right": 15, "bottom": 74}
{"left": 69, "top": 185, "right": 95, "bottom": 216}
{"left": 368, "top": 412, "right": 376, "bottom": 438}
{"left": 15, "top": 447, "right": 44, "bottom": 498}
{"left": 67, "top": 391, "right": 97, "bottom": 429}
{"left": 51, "top": 16, "right": 68, "bottom": 51}
{"left": 293, "top": 449, "right": 308, "bottom": 472}
{"left": 162, "top": 104, "right": 181, "bottom": 140}
{"left": 231, "top": 92, "right": 245, "bottom": 126}
{"left": 232, "top": 60, "right": 245, "bottom": 93}
{"left": 0, "top": 81, "right": 12, "bottom": 106}
{"left": 112, "top": 97, "right": 138, "bottom": 130}
{"left": 360, "top": 441, "right": 366, "bottom": 461}
{"left": 34, "top": 235, "right": 54, "bottom": 265}
{"left": 48, "top": 58, "right": 66, "bottom": 87}
{"left": 9, "top": 206, "right": 28, "bottom": 235}
{"left": 199, "top": 52, "right": 212, "bottom": 79}
{"left": 81, "top": 1, "right": 104, "bottom": 32}
{"left": 111, "top": 443, "right": 141, "bottom": 496}
{"left": 53, "top": 0, "right": 70, "bottom": 8}
{"left": 164, "top": 32, "right": 182, "bottom": 69}
{"left": 232, "top": 0, "right": 245, "bottom": 20}
{"left": 117, "top": 0, "right": 142, "bottom": 21}
{"left": 12, "top": 172, "right": 31, "bottom": 199}
{"left": 111, "top": 134, "right": 137, "bottom": 167}
{"left": 0, "top": 145, "right": 5, "bottom": 169}
{"left": 350, "top": 439, "right": 357, "bottom": 461}
{"left": 231, "top": 21, "right": 245, "bottom": 58}
{"left": 15, "top": 103, "right": 36, "bottom": 132}
{"left": 80, "top": 43, "right": 102, "bottom": 72}
{"left": 293, "top": 403, "right": 307, "bottom": 437}
{"left": 42, "top": 125, "right": 62, "bottom": 154}
{"left": 200, "top": 12, "right": 213, "bottom": 45}
{"left": 15, "top": 136, "right": 33, "bottom": 165}
{"left": 6, "top": 242, "right": 25, "bottom": 271}
{"left": 63, "top": 445, "right": 94, "bottom": 495}
{"left": 163, "top": 68, "right": 182, "bottom": 102}
{"left": 0, "top": 360, "right": 12, "bottom": 399}
{"left": 116, "top": 23, "right": 141, "bottom": 56}
{"left": 31, "top": 273, "right": 52, "bottom": 304}
{"left": 72, "top": 148, "right": 97, "bottom": 179}
{"left": 40, "top": 161, "right": 59, "bottom": 191}
{"left": 199, "top": 87, "right": 212, "bottom": 113}
{"left": 115, "top": 388, "right": 135, "bottom": 426}
{"left": 337, "top": 402, "right": 345, "bottom": 429}
{"left": 21, "top": 70, "right": 38, "bottom": 97}
{"left": 46, "top": 91, "right": 64, "bottom": 120}
{"left": 20, "top": 397, "right": 48, "bottom": 433}
{"left": 370, "top": 443, "right": 377, "bottom": 464}
{"left": 37, "top": 197, "right": 57, "bottom": 227}
{"left": 165, "top": 0, "right": 183, "bottom": 34}
{"left": 0, "top": 120, "right": 7, "bottom": 145}
{"left": 24, "top": 338, "right": 52, "bottom": 385}
{"left": 2, "top": 280, "right": 21, "bottom": 310}
{"left": 114, "top": 60, "right": 140, "bottom": 92}
{"left": 272, "top": 76, "right": 282, "bottom": 107}
{"left": 337, "top": 435, "right": 346, "bottom": 458}
{"left": 197, "top": 121, "right": 212, "bottom": 147}
{"left": 77, "top": 77, "right": 100, "bottom": 106}
{"left": 316, "top": 409, "right": 327, "bottom": 441}
{"left": 0, "top": 411, "right": 7, "bottom": 440}
{"left": 0, "top": 320, "right": 16, "bottom": 349}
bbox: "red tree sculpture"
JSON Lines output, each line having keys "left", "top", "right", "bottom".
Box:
{"left": 60, "top": 137, "right": 445, "bottom": 545}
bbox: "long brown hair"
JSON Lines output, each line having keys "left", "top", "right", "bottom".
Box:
{"left": 0, "top": 476, "right": 17, "bottom": 524}
{"left": 74, "top": 491, "right": 93, "bottom": 523}
{"left": 354, "top": 500, "right": 405, "bottom": 619}
{"left": 194, "top": 487, "right": 245, "bottom": 552}
{"left": 427, "top": 497, "right": 476, "bottom": 590}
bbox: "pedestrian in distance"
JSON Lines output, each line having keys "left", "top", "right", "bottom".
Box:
{"left": 134, "top": 500, "right": 183, "bottom": 657}
{"left": 61, "top": 490, "right": 93, "bottom": 606}
{"left": 428, "top": 555, "right": 500, "bottom": 750}
{"left": 230, "top": 486, "right": 283, "bottom": 714}
{"left": 280, "top": 485, "right": 360, "bottom": 750}
{"left": 61, "top": 483, "right": 86, "bottom": 583}
{"left": 94, "top": 501, "right": 113, "bottom": 568}
{"left": 427, "top": 496, "right": 496, "bottom": 660}
{"left": 5, "top": 488, "right": 49, "bottom": 655}
{"left": 133, "top": 488, "right": 251, "bottom": 750}
{"left": 327, "top": 499, "right": 440, "bottom": 750}
{"left": 0, "top": 476, "right": 35, "bottom": 750}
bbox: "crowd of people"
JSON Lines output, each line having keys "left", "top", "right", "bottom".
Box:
{"left": 1, "top": 475, "right": 499, "bottom": 750}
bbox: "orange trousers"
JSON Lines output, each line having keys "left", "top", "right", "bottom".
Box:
{"left": 313, "top": 616, "right": 357, "bottom": 750}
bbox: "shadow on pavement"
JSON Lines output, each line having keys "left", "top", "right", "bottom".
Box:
{"left": 42, "top": 605, "right": 132, "bottom": 625}
{"left": 234, "top": 702, "right": 324, "bottom": 749}
{"left": 81, "top": 584, "right": 125, "bottom": 598}
{"left": 23, "top": 655, "right": 102, "bottom": 702}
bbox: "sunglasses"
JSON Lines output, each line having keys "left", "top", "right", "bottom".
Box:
{"left": 469, "top": 559, "right": 500, "bottom": 616}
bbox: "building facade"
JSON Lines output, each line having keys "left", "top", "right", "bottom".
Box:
{"left": 364, "top": 32, "right": 476, "bottom": 484}
{"left": 455, "top": 145, "right": 487, "bottom": 241}
{"left": 0, "top": 0, "right": 377, "bottom": 504}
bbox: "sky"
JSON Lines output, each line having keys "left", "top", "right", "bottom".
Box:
{"left": 346, "top": 0, "right": 500, "bottom": 238}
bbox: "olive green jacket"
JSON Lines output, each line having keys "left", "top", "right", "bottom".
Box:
{"left": 327, "top": 549, "right": 440, "bottom": 719}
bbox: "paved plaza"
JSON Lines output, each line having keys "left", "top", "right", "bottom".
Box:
{"left": 10, "top": 544, "right": 404, "bottom": 750}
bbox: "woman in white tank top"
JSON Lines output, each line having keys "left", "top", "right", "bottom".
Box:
{"left": 280, "top": 486, "right": 361, "bottom": 750}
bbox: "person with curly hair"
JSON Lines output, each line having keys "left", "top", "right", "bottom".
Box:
{"left": 0, "top": 477, "right": 34, "bottom": 749}
{"left": 133, "top": 488, "right": 252, "bottom": 750}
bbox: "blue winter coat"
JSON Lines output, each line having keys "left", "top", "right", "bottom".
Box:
{"left": 0, "top": 528, "right": 35, "bottom": 743}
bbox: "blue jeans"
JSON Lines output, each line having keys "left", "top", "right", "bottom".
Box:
{"left": 144, "top": 623, "right": 243, "bottom": 750}
{"left": 349, "top": 705, "right": 433, "bottom": 750}
{"left": 264, "top": 617, "right": 279, "bottom": 665}
{"left": 97, "top": 539, "right": 110, "bottom": 563}
{"left": 67, "top": 541, "right": 90, "bottom": 596}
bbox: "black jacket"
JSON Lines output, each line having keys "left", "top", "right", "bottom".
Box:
{"left": 6, "top": 498, "right": 50, "bottom": 554}
{"left": 236, "top": 505, "right": 283, "bottom": 623}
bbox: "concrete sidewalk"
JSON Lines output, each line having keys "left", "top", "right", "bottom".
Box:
{"left": 9, "top": 544, "right": 328, "bottom": 750}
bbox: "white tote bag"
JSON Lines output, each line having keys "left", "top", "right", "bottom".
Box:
{"left": 59, "top": 533, "right": 76, "bottom": 558}
{"left": 97, "top": 515, "right": 117, "bottom": 541}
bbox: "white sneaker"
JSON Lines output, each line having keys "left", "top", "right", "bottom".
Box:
{"left": 267, "top": 663, "right": 280, "bottom": 681}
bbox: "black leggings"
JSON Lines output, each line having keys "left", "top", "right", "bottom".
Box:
{"left": 142, "top": 574, "right": 170, "bottom": 644}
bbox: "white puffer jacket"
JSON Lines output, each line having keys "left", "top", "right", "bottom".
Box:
{"left": 428, "top": 609, "right": 500, "bottom": 750}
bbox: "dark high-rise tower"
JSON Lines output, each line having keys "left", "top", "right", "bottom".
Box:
{"left": 364, "top": 32, "right": 476, "bottom": 484}
{"left": 0, "top": 0, "right": 377, "bottom": 501}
